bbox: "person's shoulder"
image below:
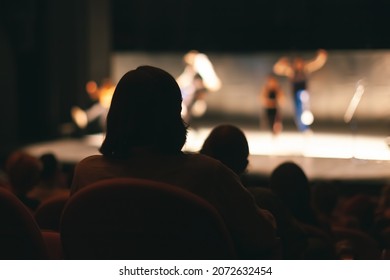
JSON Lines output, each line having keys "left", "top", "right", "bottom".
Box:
{"left": 182, "top": 152, "right": 238, "bottom": 175}
{"left": 76, "top": 155, "right": 105, "bottom": 167}
{"left": 182, "top": 152, "right": 221, "bottom": 166}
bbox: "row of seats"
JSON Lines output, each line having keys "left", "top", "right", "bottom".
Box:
{"left": 1, "top": 177, "right": 385, "bottom": 260}
{"left": 1, "top": 178, "right": 236, "bottom": 260}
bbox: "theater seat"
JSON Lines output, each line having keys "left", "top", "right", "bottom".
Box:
{"left": 0, "top": 188, "right": 48, "bottom": 259}
{"left": 34, "top": 193, "right": 69, "bottom": 231}
{"left": 60, "top": 178, "right": 236, "bottom": 259}
{"left": 41, "top": 230, "right": 64, "bottom": 260}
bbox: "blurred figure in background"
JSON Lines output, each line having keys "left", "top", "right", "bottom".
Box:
{"left": 273, "top": 49, "right": 328, "bottom": 132}
{"left": 28, "top": 153, "right": 69, "bottom": 202}
{"left": 260, "top": 74, "right": 285, "bottom": 135}
{"left": 5, "top": 151, "right": 42, "bottom": 211}
{"left": 176, "top": 50, "right": 221, "bottom": 123}
{"left": 71, "top": 78, "right": 116, "bottom": 131}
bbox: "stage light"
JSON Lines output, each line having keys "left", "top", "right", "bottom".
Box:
{"left": 301, "top": 110, "right": 314, "bottom": 125}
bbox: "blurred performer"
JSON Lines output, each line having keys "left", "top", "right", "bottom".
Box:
{"left": 176, "top": 50, "right": 221, "bottom": 123}
{"left": 71, "top": 78, "right": 115, "bottom": 130}
{"left": 260, "top": 75, "right": 285, "bottom": 135}
{"left": 273, "top": 49, "right": 328, "bottom": 132}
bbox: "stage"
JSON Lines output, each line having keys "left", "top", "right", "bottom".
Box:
{"left": 23, "top": 126, "right": 390, "bottom": 187}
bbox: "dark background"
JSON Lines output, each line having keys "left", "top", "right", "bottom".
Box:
{"left": 0, "top": 0, "right": 389, "bottom": 152}
{"left": 112, "top": 0, "right": 390, "bottom": 51}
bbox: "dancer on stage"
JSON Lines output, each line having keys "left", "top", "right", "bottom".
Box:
{"left": 71, "top": 78, "right": 115, "bottom": 130}
{"left": 260, "top": 75, "right": 285, "bottom": 135}
{"left": 176, "top": 50, "right": 221, "bottom": 123}
{"left": 273, "top": 49, "right": 328, "bottom": 132}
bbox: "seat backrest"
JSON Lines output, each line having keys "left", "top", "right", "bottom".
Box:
{"left": 34, "top": 193, "right": 69, "bottom": 231}
{"left": 0, "top": 188, "right": 48, "bottom": 259}
{"left": 60, "top": 178, "right": 236, "bottom": 259}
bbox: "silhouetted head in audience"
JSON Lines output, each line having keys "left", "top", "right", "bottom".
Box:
{"left": 39, "top": 153, "right": 60, "bottom": 181}
{"left": 269, "top": 161, "right": 318, "bottom": 226}
{"left": 100, "top": 66, "right": 187, "bottom": 158}
{"left": 5, "top": 151, "right": 42, "bottom": 210}
{"left": 6, "top": 151, "right": 42, "bottom": 196}
{"left": 200, "top": 124, "right": 249, "bottom": 175}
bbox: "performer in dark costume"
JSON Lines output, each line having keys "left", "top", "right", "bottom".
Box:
{"left": 273, "top": 49, "right": 328, "bottom": 132}
{"left": 260, "top": 75, "right": 285, "bottom": 135}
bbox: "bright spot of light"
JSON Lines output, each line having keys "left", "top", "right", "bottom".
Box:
{"left": 301, "top": 110, "right": 314, "bottom": 125}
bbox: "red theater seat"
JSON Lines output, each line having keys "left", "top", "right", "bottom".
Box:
{"left": 0, "top": 188, "right": 48, "bottom": 259}
{"left": 34, "top": 193, "right": 69, "bottom": 231}
{"left": 60, "top": 178, "right": 236, "bottom": 259}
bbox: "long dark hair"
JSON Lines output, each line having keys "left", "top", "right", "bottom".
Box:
{"left": 100, "top": 66, "right": 187, "bottom": 158}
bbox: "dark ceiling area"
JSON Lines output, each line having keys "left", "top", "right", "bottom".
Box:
{"left": 112, "top": 0, "right": 390, "bottom": 52}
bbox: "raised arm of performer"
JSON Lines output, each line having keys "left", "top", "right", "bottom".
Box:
{"left": 273, "top": 57, "right": 294, "bottom": 78}
{"left": 305, "top": 49, "right": 328, "bottom": 73}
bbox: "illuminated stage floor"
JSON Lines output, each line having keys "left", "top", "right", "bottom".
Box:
{"left": 24, "top": 128, "right": 390, "bottom": 182}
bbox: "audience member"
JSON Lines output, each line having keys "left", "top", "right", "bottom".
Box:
{"left": 28, "top": 153, "right": 69, "bottom": 202}
{"left": 200, "top": 124, "right": 249, "bottom": 176}
{"left": 250, "top": 187, "right": 308, "bottom": 259}
{"left": 5, "top": 151, "right": 42, "bottom": 211}
{"left": 71, "top": 65, "right": 276, "bottom": 259}
{"left": 269, "top": 161, "right": 319, "bottom": 227}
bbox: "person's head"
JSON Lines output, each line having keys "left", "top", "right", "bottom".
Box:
{"left": 269, "top": 161, "right": 314, "bottom": 224}
{"left": 293, "top": 57, "right": 305, "bottom": 70}
{"left": 266, "top": 75, "right": 279, "bottom": 90}
{"left": 5, "top": 151, "right": 42, "bottom": 195}
{"left": 100, "top": 66, "right": 187, "bottom": 158}
{"left": 200, "top": 124, "right": 249, "bottom": 175}
{"left": 39, "top": 153, "right": 60, "bottom": 181}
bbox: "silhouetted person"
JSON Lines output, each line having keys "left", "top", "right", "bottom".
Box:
{"left": 269, "top": 162, "right": 336, "bottom": 259}
{"left": 200, "top": 124, "right": 249, "bottom": 176}
{"left": 28, "top": 153, "right": 69, "bottom": 202}
{"left": 71, "top": 65, "right": 276, "bottom": 259}
{"left": 5, "top": 151, "right": 42, "bottom": 211}
{"left": 250, "top": 187, "right": 307, "bottom": 259}
{"left": 269, "top": 161, "right": 319, "bottom": 227}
